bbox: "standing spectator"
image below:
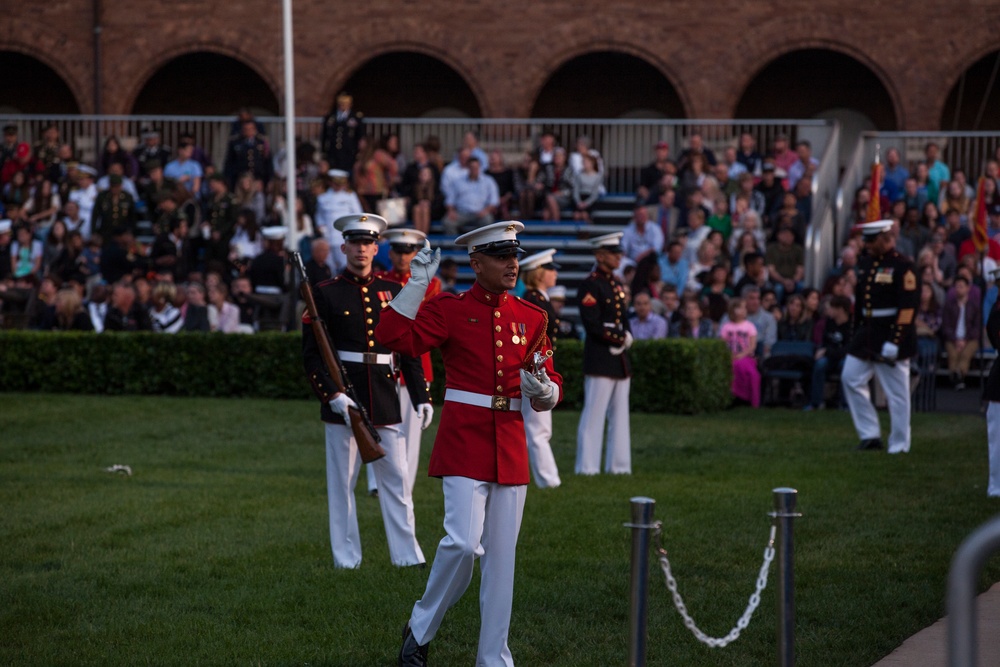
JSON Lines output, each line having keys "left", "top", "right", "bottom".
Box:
{"left": 91, "top": 175, "right": 138, "bottom": 241}
{"left": 883, "top": 148, "right": 909, "bottom": 198}
{"left": 98, "top": 136, "right": 139, "bottom": 179}
{"left": 0, "top": 125, "right": 19, "bottom": 172}
{"left": 941, "top": 275, "right": 982, "bottom": 390}
{"left": 133, "top": 127, "right": 172, "bottom": 180}
{"left": 68, "top": 165, "right": 99, "bottom": 237}
{"left": 735, "top": 132, "right": 763, "bottom": 176}
{"left": 637, "top": 140, "right": 673, "bottom": 205}
{"left": 485, "top": 150, "right": 516, "bottom": 221}
{"left": 915, "top": 281, "right": 943, "bottom": 379}
{"left": 538, "top": 147, "right": 572, "bottom": 222}
{"left": 719, "top": 297, "right": 760, "bottom": 407}
{"left": 575, "top": 232, "right": 633, "bottom": 475}
{"left": 925, "top": 142, "right": 951, "bottom": 206}
{"left": 983, "top": 302, "right": 1000, "bottom": 497}
{"left": 320, "top": 92, "right": 365, "bottom": 172}
{"left": 401, "top": 144, "right": 442, "bottom": 234}
{"left": 224, "top": 119, "right": 272, "bottom": 190}
{"left": 313, "top": 170, "right": 362, "bottom": 270}
{"left": 629, "top": 290, "right": 667, "bottom": 340}
{"left": 353, "top": 135, "right": 399, "bottom": 213}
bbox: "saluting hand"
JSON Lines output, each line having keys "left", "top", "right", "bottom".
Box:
{"left": 410, "top": 242, "right": 441, "bottom": 287}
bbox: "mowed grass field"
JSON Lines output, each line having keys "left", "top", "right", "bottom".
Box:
{"left": 1, "top": 393, "right": 997, "bottom": 667}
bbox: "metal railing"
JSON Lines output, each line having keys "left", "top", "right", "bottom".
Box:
{"left": 947, "top": 513, "right": 1000, "bottom": 667}
{"left": 804, "top": 122, "right": 841, "bottom": 288}
{"left": 0, "top": 114, "right": 833, "bottom": 194}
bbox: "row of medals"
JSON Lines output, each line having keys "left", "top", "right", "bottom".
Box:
{"left": 510, "top": 323, "right": 527, "bottom": 346}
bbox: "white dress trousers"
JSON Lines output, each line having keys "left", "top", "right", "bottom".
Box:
{"left": 521, "top": 400, "right": 561, "bottom": 488}
{"left": 841, "top": 354, "right": 911, "bottom": 454}
{"left": 409, "top": 477, "right": 527, "bottom": 667}
{"left": 986, "top": 403, "right": 1000, "bottom": 497}
{"left": 575, "top": 375, "right": 632, "bottom": 474}
{"left": 324, "top": 423, "right": 425, "bottom": 568}
{"left": 363, "top": 385, "right": 423, "bottom": 495}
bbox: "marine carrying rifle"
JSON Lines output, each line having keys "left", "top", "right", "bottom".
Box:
{"left": 292, "top": 252, "right": 385, "bottom": 463}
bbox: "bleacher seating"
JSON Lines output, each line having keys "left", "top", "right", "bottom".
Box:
{"left": 427, "top": 194, "right": 636, "bottom": 315}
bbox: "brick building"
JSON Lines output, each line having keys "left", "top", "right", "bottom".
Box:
{"left": 2, "top": 1, "right": 1000, "bottom": 131}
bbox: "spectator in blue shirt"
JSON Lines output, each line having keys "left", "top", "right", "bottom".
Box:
{"left": 658, "top": 239, "right": 689, "bottom": 291}
{"left": 442, "top": 156, "right": 498, "bottom": 235}
{"left": 629, "top": 290, "right": 667, "bottom": 340}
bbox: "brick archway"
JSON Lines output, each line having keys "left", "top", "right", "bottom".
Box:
{"left": 0, "top": 29, "right": 88, "bottom": 113}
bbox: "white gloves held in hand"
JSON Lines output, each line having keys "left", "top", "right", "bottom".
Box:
{"left": 328, "top": 392, "right": 357, "bottom": 421}
{"left": 520, "top": 369, "right": 559, "bottom": 411}
{"left": 610, "top": 331, "right": 634, "bottom": 356}
{"left": 416, "top": 403, "right": 434, "bottom": 430}
{"left": 881, "top": 341, "right": 899, "bottom": 362}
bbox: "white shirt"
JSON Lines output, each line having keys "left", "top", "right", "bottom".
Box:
{"left": 68, "top": 184, "right": 98, "bottom": 232}
{"left": 621, "top": 220, "right": 664, "bottom": 261}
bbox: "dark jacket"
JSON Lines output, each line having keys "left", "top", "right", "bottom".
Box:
{"left": 577, "top": 267, "right": 632, "bottom": 378}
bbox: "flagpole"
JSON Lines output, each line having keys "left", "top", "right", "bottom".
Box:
{"left": 282, "top": 0, "right": 297, "bottom": 245}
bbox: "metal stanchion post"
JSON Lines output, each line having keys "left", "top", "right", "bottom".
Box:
{"left": 773, "top": 487, "right": 799, "bottom": 667}
{"left": 627, "top": 497, "right": 655, "bottom": 667}
{"left": 947, "top": 514, "right": 1000, "bottom": 667}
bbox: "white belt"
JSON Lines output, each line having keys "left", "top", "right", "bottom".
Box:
{"left": 445, "top": 388, "right": 521, "bottom": 412}
{"left": 339, "top": 351, "right": 392, "bottom": 365}
{"left": 864, "top": 307, "right": 898, "bottom": 317}
{"left": 254, "top": 285, "right": 283, "bottom": 295}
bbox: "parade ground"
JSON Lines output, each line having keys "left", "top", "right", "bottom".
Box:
{"left": 2, "top": 393, "right": 997, "bottom": 666}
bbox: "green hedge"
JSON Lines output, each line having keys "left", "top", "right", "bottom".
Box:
{"left": 0, "top": 332, "right": 731, "bottom": 414}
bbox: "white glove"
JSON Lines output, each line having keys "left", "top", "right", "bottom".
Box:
{"left": 880, "top": 341, "right": 899, "bottom": 362}
{"left": 520, "top": 369, "right": 559, "bottom": 411}
{"left": 416, "top": 403, "right": 434, "bottom": 430}
{"left": 328, "top": 392, "right": 357, "bottom": 421}
{"left": 623, "top": 331, "right": 634, "bottom": 350}
{"left": 389, "top": 246, "right": 440, "bottom": 320}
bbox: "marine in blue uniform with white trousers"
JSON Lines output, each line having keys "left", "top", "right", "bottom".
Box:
{"left": 575, "top": 232, "right": 633, "bottom": 474}
{"left": 841, "top": 219, "right": 919, "bottom": 453}
{"left": 302, "top": 213, "right": 432, "bottom": 568}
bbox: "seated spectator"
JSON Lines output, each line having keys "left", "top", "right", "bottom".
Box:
{"left": 939, "top": 179, "right": 971, "bottom": 221}
{"left": 801, "top": 287, "right": 821, "bottom": 323}
{"left": 149, "top": 282, "right": 183, "bottom": 333}
{"left": 657, "top": 239, "right": 689, "bottom": 291}
{"left": 733, "top": 251, "right": 774, "bottom": 298}
{"left": 804, "top": 295, "right": 852, "bottom": 410}
{"left": 729, "top": 172, "right": 767, "bottom": 222}
{"left": 164, "top": 140, "right": 204, "bottom": 197}
{"left": 353, "top": 135, "right": 399, "bottom": 212}
{"left": 687, "top": 238, "right": 721, "bottom": 291}
{"left": 233, "top": 171, "right": 266, "bottom": 224}
{"left": 539, "top": 148, "right": 572, "bottom": 222}
{"left": 104, "top": 280, "right": 152, "bottom": 331}
{"left": 92, "top": 174, "right": 139, "bottom": 240}
{"left": 97, "top": 161, "right": 140, "bottom": 200}
{"left": 898, "top": 205, "right": 930, "bottom": 260}
{"left": 742, "top": 284, "right": 777, "bottom": 357}
{"left": 755, "top": 161, "right": 786, "bottom": 227}
{"left": 46, "top": 286, "right": 94, "bottom": 331}
{"left": 659, "top": 284, "right": 681, "bottom": 325}
{"left": 901, "top": 177, "right": 929, "bottom": 213}
{"left": 151, "top": 217, "right": 193, "bottom": 283}
{"left": 569, "top": 136, "right": 604, "bottom": 185}
{"left": 720, "top": 296, "right": 760, "bottom": 407}
{"left": 572, "top": 153, "right": 603, "bottom": 222}
{"left": 24, "top": 178, "right": 62, "bottom": 231}
{"left": 99, "top": 135, "right": 139, "bottom": 179}
{"left": 707, "top": 195, "right": 732, "bottom": 241}
{"left": 229, "top": 210, "right": 263, "bottom": 271}
{"left": 681, "top": 207, "right": 711, "bottom": 265}
{"left": 942, "top": 208, "right": 972, "bottom": 257}
{"left": 41, "top": 218, "right": 67, "bottom": 275}
{"left": 407, "top": 159, "right": 445, "bottom": 236}
{"left": 442, "top": 156, "right": 499, "bottom": 234}
{"left": 622, "top": 203, "right": 664, "bottom": 262}
{"left": 677, "top": 133, "right": 717, "bottom": 175}
{"left": 778, "top": 293, "right": 812, "bottom": 341}
{"left": 728, "top": 209, "right": 767, "bottom": 267}
{"left": 670, "top": 296, "right": 713, "bottom": 339}
{"left": 765, "top": 224, "right": 805, "bottom": 301}
{"left": 787, "top": 140, "right": 819, "bottom": 192}
{"left": 10, "top": 223, "right": 42, "bottom": 279}
{"left": 629, "top": 290, "right": 667, "bottom": 340}
{"left": 207, "top": 281, "right": 242, "bottom": 333}
{"left": 941, "top": 275, "right": 982, "bottom": 390}
{"left": 182, "top": 282, "right": 211, "bottom": 332}
{"left": 735, "top": 132, "right": 763, "bottom": 176}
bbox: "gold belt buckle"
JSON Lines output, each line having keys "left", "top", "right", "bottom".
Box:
{"left": 491, "top": 395, "right": 510, "bottom": 411}
{"left": 363, "top": 352, "right": 379, "bottom": 364}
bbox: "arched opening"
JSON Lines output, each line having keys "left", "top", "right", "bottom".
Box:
{"left": 0, "top": 51, "right": 79, "bottom": 113}
{"left": 942, "top": 51, "right": 1000, "bottom": 130}
{"left": 131, "top": 52, "right": 278, "bottom": 115}
{"left": 339, "top": 52, "right": 481, "bottom": 118}
{"left": 735, "top": 49, "right": 897, "bottom": 130}
{"left": 531, "top": 52, "right": 684, "bottom": 119}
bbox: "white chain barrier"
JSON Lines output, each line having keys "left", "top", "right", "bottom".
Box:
{"left": 653, "top": 521, "right": 777, "bottom": 648}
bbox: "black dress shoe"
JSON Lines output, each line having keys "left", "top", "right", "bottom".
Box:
{"left": 856, "top": 438, "right": 883, "bottom": 451}
{"left": 399, "top": 621, "right": 428, "bottom": 667}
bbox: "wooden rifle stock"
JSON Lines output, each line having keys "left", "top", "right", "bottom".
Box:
{"left": 292, "top": 253, "right": 385, "bottom": 463}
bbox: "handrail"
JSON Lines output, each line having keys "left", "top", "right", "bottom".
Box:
{"left": 947, "top": 513, "right": 1000, "bottom": 667}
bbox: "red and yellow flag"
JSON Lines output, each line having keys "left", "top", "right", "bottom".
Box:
{"left": 866, "top": 157, "right": 883, "bottom": 222}
{"left": 973, "top": 176, "right": 989, "bottom": 253}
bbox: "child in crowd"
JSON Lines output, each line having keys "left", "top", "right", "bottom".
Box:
{"left": 719, "top": 297, "right": 760, "bottom": 407}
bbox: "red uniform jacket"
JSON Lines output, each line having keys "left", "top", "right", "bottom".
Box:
{"left": 376, "top": 267, "right": 442, "bottom": 382}
{"left": 376, "top": 281, "right": 562, "bottom": 485}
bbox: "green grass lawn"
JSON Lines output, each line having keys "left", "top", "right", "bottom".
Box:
{"left": 1, "top": 394, "right": 997, "bottom": 666}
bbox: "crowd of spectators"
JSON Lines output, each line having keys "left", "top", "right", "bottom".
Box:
{"left": 619, "top": 135, "right": 999, "bottom": 405}
{"left": 1, "top": 108, "right": 997, "bottom": 408}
